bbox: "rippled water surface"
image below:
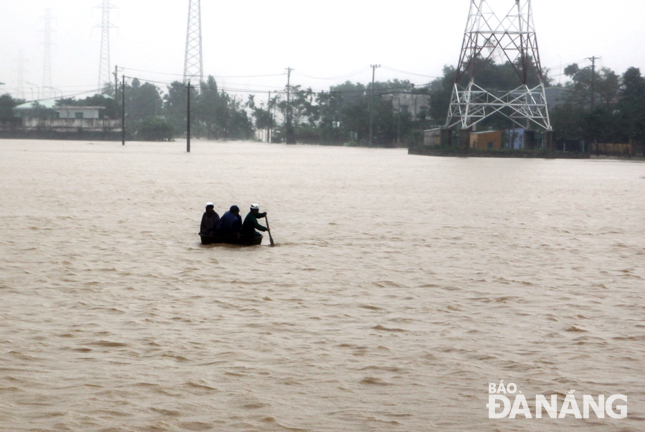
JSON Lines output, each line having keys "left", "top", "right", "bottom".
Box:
{"left": 1, "top": 139, "right": 644, "bottom": 431}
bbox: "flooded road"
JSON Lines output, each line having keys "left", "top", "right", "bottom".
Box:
{"left": 1, "top": 140, "right": 644, "bottom": 431}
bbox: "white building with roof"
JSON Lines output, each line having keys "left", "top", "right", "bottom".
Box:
{"left": 56, "top": 106, "right": 104, "bottom": 119}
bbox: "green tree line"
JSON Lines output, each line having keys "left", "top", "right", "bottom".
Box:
{"left": 0, "top": 76, "right": 254, "bottom": 142}
{"left": 1, "top": 63, "right": 643, "bottom": 149}
{"left": 550, "top": 65, "right": 645, "bottom": 148}
{"left": 251, "top": 79, "right": 434, "bottom": 147}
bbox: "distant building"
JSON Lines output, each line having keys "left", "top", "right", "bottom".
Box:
{"left": 544, "top": 87, "right": 567, "bottom": 108}
{"left": 381, "top": 93, "right": 431, "bottom": 120}
{"left": 56, "top": 106, "right": 103, "bottom": 119}
{"left": 505, "top": 129, "right": 536, "bottom": 149}
{"left": 470, "top": 131, "right": 502, "bottom": 150}
{"left": 423, "top": 128, "right": 442, "bottom": 146}
{"left": 2, "top": 100, "right": 121, "bottom": 140}
{"left": 1, "top": 102, "right": 120, "bottom": 139}
{"left": 13, "top": 100, "right": 58, "bottom": 118}
{"left": 19, "top": 117, "right": 120, "bottom": 133}
{"left": 507, "top": 128, "right": 526, "bottom": 149}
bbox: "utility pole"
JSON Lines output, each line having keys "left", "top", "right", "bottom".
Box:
{"left": 587, "top": 56, "right": 600, "bottom": 154}
{"left": 267, "top": 90, "right": 271, "bottom": 143}
{"left": 369, "top": 64, "right": 380, "bottom": 146}
{"left": 588, "top": 56, "right": 599, "bottom": 110}
{"left": 114, "top": 65, "right": 118, "bottom": 99}
{"left": 113, "top": 65, "right": 119, "bottom": 124}
{"left": 397, "top": 98, "right": 401, "bottom": 145}
{"left": 187, "top": 81, "right": 191, "bottom": 153}
{"left": 285, "top": 67, "right": 295, "bottom": 144}
{"left": 121, "top": 74, "right": 125, "bottom": 146}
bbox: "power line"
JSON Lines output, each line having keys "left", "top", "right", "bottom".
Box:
{"left": 369, "top": 64, "right": 380, "bottom": 146}
{"left": 381, "top": 66, "right": 440, "bottom": 78}
{"left": 293, "top": 67, "right": 369, "bottom": 81}
{"left": 10, "top": 59, "right": 437, "bottom": 102}
{"left": 19, "top": 87, "right": 106, "bottom": 104}
{"left": 121, "top": 74, "right": 288, "bottom": 94}
{"left": 123, "top": 76, "right": 172, "bottom": 86}
{"left": 121, "top": 66, "right": 285, "bottom": 79}
{"left": 123, "top": 72, "right": 429, "bottom": 96}
{"left": 588, "top": 56, "right": 600, "bottom": 110}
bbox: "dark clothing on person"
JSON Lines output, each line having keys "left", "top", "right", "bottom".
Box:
{"left": 199, "top": 211, "right": 220, "bottom": 237}
{"left": 241, "top": 211, "right": 267, "bottom": 238}
{"left": 217, "top": 211, "right": 242, "bottom": 237}
{"left": 200, "top": 236, "right": 216, "bottom": 245}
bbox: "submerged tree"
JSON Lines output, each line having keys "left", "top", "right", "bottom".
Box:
{"left": 164, "top": 81, "right": 197, "bottom": 138}
{"left": 549, "top": 63, "right": 642, "bottom": 146}
{"left": 197, "top": 76, "right": 229, "bottom": 139}
{"left": 0, "top": 94, "right": 25, "bottom": 119}
{"left": 125, "top": 78, "right": 163, "bottom": 124}
{"left": 134, "top": 117, "right": 173, "bottom": 141}
{"left": 562, "top": 63, "right": 620, "bottom": 110}
{"left": 265, "top": 79, "right": 429, "bottom": 146}
{"left": 617, "top": 67, "right": 645, "bottom": 146}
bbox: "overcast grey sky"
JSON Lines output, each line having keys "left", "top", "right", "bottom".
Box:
{"left": 2, "top": 0, "right": 644, "bottom": 101}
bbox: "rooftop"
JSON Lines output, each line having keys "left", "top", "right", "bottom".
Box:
{"left": 14, "top": 99, "right": 58, "bottom": 110}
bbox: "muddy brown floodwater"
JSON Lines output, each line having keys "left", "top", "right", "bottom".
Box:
{"left": 1, "top": 139, "right": 644, "bottom": 431}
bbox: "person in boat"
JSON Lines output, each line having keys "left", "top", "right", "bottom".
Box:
{"left": 241, "top": 203, "right": 269, "bottom": 240}
{"left": 217, "top": 205, "right": 243, "bottom": 239}
{"left": 199, "top": 202, "right": 220, "bottom": 244}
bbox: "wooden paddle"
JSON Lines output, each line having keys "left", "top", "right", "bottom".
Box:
{"left": 265, "top": 215, "right": 275, "bottom": 246}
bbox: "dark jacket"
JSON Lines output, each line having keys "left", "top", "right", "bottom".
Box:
{"left": 217, "top": 211, "right": 242, "bottom": 237}
{"left": 241, "top": 211, "right": 267, "bottom": 236}
{"left": 199, "top": 211, "right": 220, "bottom": 236}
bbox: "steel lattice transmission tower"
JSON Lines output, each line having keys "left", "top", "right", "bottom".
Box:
{"left": 42, "top": 9, "right": 53, "bottom": 99}
{"left": 97, "top": 0, "right": 115, "bottom": 92}
{"left": 183, "top": 0, "right": 203, "bottom": 84}
{"left": 445, "top": 0, "right": 552, "bottom": 131}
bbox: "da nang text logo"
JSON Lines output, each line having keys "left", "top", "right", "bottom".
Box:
{"left": 487, "top": 381, "right": 627, "bottom": 419}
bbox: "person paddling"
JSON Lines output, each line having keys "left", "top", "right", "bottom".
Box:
{"left": 241, "top": 203, "right": 269, "bottom": 240}
{"left": 199, "top": 202, "right": 220, "bottom": 244}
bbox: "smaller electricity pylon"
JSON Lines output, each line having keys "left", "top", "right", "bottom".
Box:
{"left": 445, "top": 0, "right": 551, "bottom": 132}
{"left": 16, "top": 50, "right": 27, "bottom": 100}
{"left": 97, "top": 0, "right": 115, "bottom": 92}
{"left": 183, "top": 0, "right": 203, "bottom": 85}
{"left": 42, "top": 9, "right": 53, "bottom": 99}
